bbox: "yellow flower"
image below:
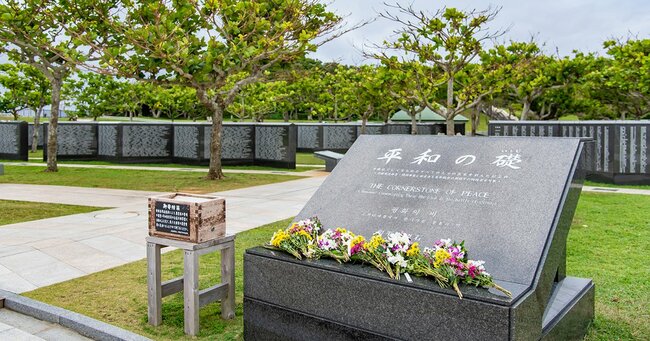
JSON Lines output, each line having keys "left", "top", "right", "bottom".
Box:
{"left": 297, "top": 230, "right": 312, "bottom": 240}
{"left": 433, "top": 248, "right": 451, "bottom": 268}
{"left": 270, "top": 229, "right": 290, "bottom": 247}
{"left": 350, "top": 235, "right": 365, "bottom": 247}
{"left": 335, "top": 227, "right": 347, "bottom": 234}
{"left": 406, "top": 242, "right": 420, "bottom": 257}
{"left": 367, "top": 234, "right": 386, "bottom": 251}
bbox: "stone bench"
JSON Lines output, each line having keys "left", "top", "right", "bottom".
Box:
{"left": 314, "top": 151, "right": 344, "bottom": 172}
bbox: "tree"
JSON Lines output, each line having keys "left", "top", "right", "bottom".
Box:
{"left": 0, "top": 0, "right": 98, "bottom": 171}
{"left": 379, "top": 5, "right": 504, "bottom": 135}
{"left": 599, "top": 38, "right": 650, "bottom": 119}
{"left": 481, "top": 41, "right": 568, "bottom": 120}
{"left": 0, "top": 63, "right": 30, "bottom": 120}
{"left": 348, "top": 65, "right": 398, "bottom": 133}
{"left": 64, "top": 72, "right": 120, "bottom": 120}
{"left": 62, "top": 0, "right": 354, "bottom": 179}
{"left": 0, "top": 63, "right": 50, "bottom": 151}
{"left": 229, "top": 80, "right": 288, "bottom": 122}
{"left": 377, "top": 61, "right": 429, "bottom": 134}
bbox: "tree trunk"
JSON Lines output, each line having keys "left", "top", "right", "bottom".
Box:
{"left": 197, "top": 89, "right": 225, "bottom": 180}
{"left": 470, "top": 110, "right": 477, "bottom": 137}
{"left": 12, "top": 110, "right": 19, "bottom": 120}
{"left": 207, "top": 105, "right": 225, "bottom": 180}
{"left": 46, "top": 77, "right": 62, "bottom": 172}
{"left": 446, "top": 116, "right": 455, "bottom": 136}
{"left": 410, "top": 112, "right": 418, "bottom": 135}
{"left": 446, "top": 76, "right": 455, "bottom": 136}
{"left": 31, "top": 106, "right": 42, "bottom": 153}
{"left": 521, "top": 100, "right": 531, "bottom": 121}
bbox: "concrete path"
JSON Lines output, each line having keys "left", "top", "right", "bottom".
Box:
{"left": 0, "top": 177, "right": 326, "bottom": 293}
{"left": 582, "top": 185, "right": 650, "bottom": 196}
{"left": 1, "top": 180, "right": 647, "bottom": 294}
{"left": 4, "top": 162, "right": 324, "bottom": 177}
{"left": 0, "top": 309, "right": 91, "bottom": 341}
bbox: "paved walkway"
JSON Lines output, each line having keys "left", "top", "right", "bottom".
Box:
{"left": 1, "top": 180, "right": 647, "bottom": 294}
{"left": 582, "top": 185, "right": 650, "bottom": 196}
{"left": 0, "top": 308, "right": 91, "bottom": 341}
{"left": 0, "top": 177, "right": 326, "bottom": 293}
{"left": 5, "top": 162, "right": 324, "bottom": 177}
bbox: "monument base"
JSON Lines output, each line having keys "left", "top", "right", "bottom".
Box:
{"left": 243, "top": 247, "right": 594, "bottom": 341}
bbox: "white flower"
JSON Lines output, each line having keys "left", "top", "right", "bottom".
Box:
{"left": 387, "top": 254, "right": 407, "bottom": 267}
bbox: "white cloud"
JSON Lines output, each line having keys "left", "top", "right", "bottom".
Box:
{"left": 311, "top": 0, "right": 650, "bottom": 64}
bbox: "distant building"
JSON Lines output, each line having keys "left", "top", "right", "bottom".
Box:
{"left": 389, "top": 107, "right": 468, "bottom": 123}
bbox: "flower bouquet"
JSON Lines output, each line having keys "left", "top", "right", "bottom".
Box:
{"left": 315, "top": 228, "right": 356, "bottom": 262}
{"left": 265, "top": 217, "right": 322, "bottom": 259}
{"left": 421, "top": 239, "right": 512, "bottom": 299}
{"left": 265, "top": 217, "right": 511, "bottom": 299}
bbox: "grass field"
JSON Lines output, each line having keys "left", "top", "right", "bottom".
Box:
{"left": 0, "top": 200, "right": 103, "bottom": 226}
{"left": 22, "top": 192, "right": 650, "bottom": 340}
{"left": 13, "top": 150, "right": 324, "bottom": 171}
{"left": 0, "top": 166, "right": 300, "bottom": 193}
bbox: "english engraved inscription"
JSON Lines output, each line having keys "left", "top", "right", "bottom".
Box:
{"left": 296, "top": 135, "right": 583, "bottom": 285}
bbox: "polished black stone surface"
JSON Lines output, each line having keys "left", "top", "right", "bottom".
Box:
{"left": 0, "top": 121, "right": 28, "bottom": 161}
{"left": 295, "top": 136, "right": 582, "bottom": 288}
{"left": 244, "top": 135, "right": 594, "bottom": 340}
{"left": 489, "top": 120, "right": 650, "bottom": 185}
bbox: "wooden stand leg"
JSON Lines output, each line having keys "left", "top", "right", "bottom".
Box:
{"left": 184, "top": 250, "right": 200, "bottom": 336}
{"left": 221, "top": 242, "right": 236, "bottom": 319}
{"left": 147, "top": 242, "right": 162, "bottom": 326}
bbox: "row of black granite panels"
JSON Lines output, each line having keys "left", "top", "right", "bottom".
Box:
{"left": 296, "top": 123, "right": 466, "bottom": 152}
{"left": 488, "top": 121, "right": 650, "bottom": 185}
{"left": 25, "top": 122, "right": 466, "bottom": 152}
{"left": 3, "top": 121, "right": 465, "bottom": 167}
{"left": 32, "top": 122, "right": 297, "bottom": 169}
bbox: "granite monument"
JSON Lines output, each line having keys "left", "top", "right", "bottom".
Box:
{"left": 244, "top": 135, "right": 594, "bottom": 340}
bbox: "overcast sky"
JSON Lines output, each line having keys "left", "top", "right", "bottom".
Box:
{"left": 310, "top": 0, "right": 650, "bottom": 64}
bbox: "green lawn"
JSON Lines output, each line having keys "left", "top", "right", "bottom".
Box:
{"left": 16, "top": 149, "right": 321, "bottom": 172}
{"left": 0, "top": 166, "right": 300, "bottom": 194}
{"left": 568, "top": 193, "right": 649, "bottom": 340}
{"left": 24, "top": 218, "right": 289, "bottom": 341}
{"left": 21, "top": 192, "right": 650, "bottom": 340}
{"left": 0, "top": 200, "right": 103, "bottom": 226}
{"left": 584, "top": 180, "right": 650, "bottom": 190}
{"left": 296, "top": 152, "right": 324, "bottom": 165}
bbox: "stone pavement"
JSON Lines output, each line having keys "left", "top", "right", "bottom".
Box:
{"left": 1, "top": 180, "right": 648, "bottom": 294}
{"left": 0, "top": 308, "right": 91, "bottom": 341}
{"left": 0, "top": 177, "right": 326, "bottom": 293}
{"left": 582, "top": 185, "right": 650, "bottom": 196}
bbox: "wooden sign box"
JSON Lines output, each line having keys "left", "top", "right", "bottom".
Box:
{"left": 148, "top": 193, "right": 226, "bottom": 243}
